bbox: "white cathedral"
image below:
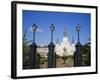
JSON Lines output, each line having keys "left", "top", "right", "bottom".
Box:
{"left": 55, "top": 29, "right": 76, "bottom": 57}
{"left": 37, "top": 28, "right": 76, "bottom": 58}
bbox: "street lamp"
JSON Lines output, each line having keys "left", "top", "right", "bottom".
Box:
{"left": 74, "top": 24, "right": 82, "bottom": 67}
{"left": 32, "top": 23, "right": 37, "bottom": 43}
{"left": 76, "top": 24, "right": 80, "bottom": 43}
{"left": 28, "top": 23, "right": 37, "bottom": 69}
{"left": 50, "top": 24, "right": 55, "bottom": 42}
{"left": 48, "top": 24, "right": 56, "bottom": 68}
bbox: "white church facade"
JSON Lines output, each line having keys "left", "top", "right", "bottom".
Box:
{"left": 55, "top": 29, "right": 76, "bottom": 57}
{"left": 36, "top": 28, "right": 76, "bottom": 58}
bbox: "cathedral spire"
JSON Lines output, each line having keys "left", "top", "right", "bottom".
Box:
{"left": 64, "top": 27, "right": 67, "bottom": 37}
{"left": 72, "top": 37, "right": 74, "bottom": 44}
{"left": 56, "top": 37, "right": 59, "bottom": 44}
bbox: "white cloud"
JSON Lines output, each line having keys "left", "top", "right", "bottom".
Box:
{"left": 37, "top": 28, "right": 43, "bottom": 32}
{"left": 29, "top": 27, "right": 43, "bottom": 32}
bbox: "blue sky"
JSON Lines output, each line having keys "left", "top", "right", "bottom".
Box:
{"left": 23, "top": 10, "right": 91, "bottom": 45}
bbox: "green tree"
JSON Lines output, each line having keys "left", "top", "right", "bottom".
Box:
{"left": 23, "top": 29, "right": 30, "bottom": 68}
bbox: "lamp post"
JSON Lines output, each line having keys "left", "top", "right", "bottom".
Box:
{"left": 74, "top": 24, "right": 82, "bottom": 67}
{"left": 48, "top": 24, "right": 56, "bottom": 68}
{"left": 50, "top": 24, "right": 55, "bottom": 42}
{"left": 76, "top": 24, "right": 80, "bottom": 43}
{"left": 32, "top": 23, "right": 37, "bottom": 43}
{"left": 29, "top": 23, "right": 37, "bottom": 69}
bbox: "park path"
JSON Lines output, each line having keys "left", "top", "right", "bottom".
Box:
{"left": 39, "top": 58, "right": 74, "bottom": 68}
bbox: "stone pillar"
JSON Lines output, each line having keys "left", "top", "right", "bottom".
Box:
{"left": 29, "top": 43, "right": 37, "bottom": 69}
{"left": 48, "top": 42, "right": 56, "bottom": 68}
{"left": 36, "top": 54, "right": 40, "bottom": 68}
{"left": 86, "top": 45, "right": 91, "bottom": 66}
{"left": 74, "top": 42, "right": 82, "bottom": 67}
{"left": 88, "top": 46, "right": 91, "bottom": 66}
